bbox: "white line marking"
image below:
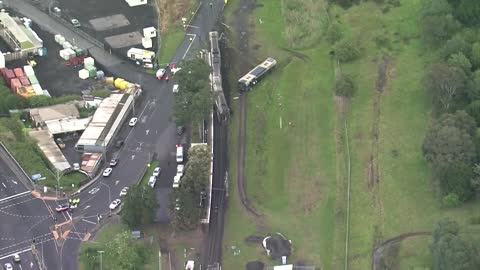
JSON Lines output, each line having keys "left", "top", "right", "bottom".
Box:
{"left": 11, "top": 180, "right": 17, "bottom": 185}
{"left": 83, "top": 205, "right": 90, "bottom": 210}
{"left": 115, "top": 181, "right": 119, "bottom": 186}
{"left": 125, "top": 101, "right": 151, "bottom": 143}
{"left": 0, "top": 248, "right": 31, "bottom": 260}
{"left": 81, "top": 219, "right": 96, "bottom": 225}
{"left": 183, "top": 34, "right": 197, "bottom": 59}
{"left": 146, "top": 129, "right": 150, "bottom": 135}
{"left": 88, "top": 187, "right": 100, "bottom": 195}
{"left": 0, "top": 191, "right": 31, "bottom": 203}
{"left": 1, "top": 183, "right": 6, "bottom": 188}
{"left": 131, "top": 155, "right": 135, "bottom": 160}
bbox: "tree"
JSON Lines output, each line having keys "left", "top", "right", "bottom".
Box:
{"left": 422, "top": 111, "right": 476, "bottom": 168}
{"left": 440, "top": 35, "right": 471, "bottom": 60}
{"left": 104, "top": 231, "right": 148, "bottom": 269}
{"left": 79, "top": 246, "right": 100, "bottom": 270}
{"left": 325, "top": 22, "right": 343, "bottom": 44}
{"left": 466, "top": 70, "right": 480, "bottom": 101}
{"left": 121, "top": 185, "right": 158, "bottom": 229}
{"left": 420, "top": 15, "right": 460, "bottom": 46}
{"left": 431, "top": 219, "right": 478, "bottom": 270}
{"left": 470, "top": 163, "right": 480, "bottom": 193}
{"left": 424, "top": 63, "right": 467, "bottom": 113}
{"left": 171, "top": 190, "right": 202, "bottom": 231}
{"left": 448, "top": 52, "right": 472, "bottom": 74}
{"left": 465, "top": 100, "right": 480, "bottom": 124}
{"left": 435, "top": 162, "right": 474, "bottom": 202}
{"left": 174, "top": 59, "right": 213, "bottom": 125}
{"left": 470, "top": 42, "right": 480, "bottom": 69}
{"left": 453, "top": 1, "right": 480, "bottom": 26}
{"left": 333, "top": 38, "right": 361, "bottom": 62}
{"left": 334, "top": 73, "right": 356, "bottom": 97}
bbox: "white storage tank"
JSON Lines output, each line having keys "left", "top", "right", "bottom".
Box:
{"left": 142, "top": 37, "right": 152, "bottom": 49}
{"left": 79, "top": 69, "right": 89, "bottom": 80}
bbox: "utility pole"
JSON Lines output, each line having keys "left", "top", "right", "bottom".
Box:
{"left": 98, "top": 250, "right": 105, "bottom": 270}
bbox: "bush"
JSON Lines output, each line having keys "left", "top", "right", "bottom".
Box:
{"left": 333, "top": 38, "right": 361, "bottom": 62}
{"left": 468, "top": 216, "right": 480, "bottom": 224}
{"left": 334, "top": 74, "right": 356, "bottom": 97}
{"left": 442, "top": 193, "right": 462, "bottom": 208}
{"left": 325, "top": 22, "right": 343, "bottom": 44}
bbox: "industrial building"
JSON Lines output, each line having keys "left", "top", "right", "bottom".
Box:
{"left": 75, "top": 93, "right": 135, "bottom": 153}
{"left": 125, "top": 0, "right": 148, "bottom": 7}
{"left": 0, "top": 11, "right": 43, "bottom": 62}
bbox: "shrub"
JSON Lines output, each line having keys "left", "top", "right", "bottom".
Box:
{"left": 333, "top": 38, "right": 361, "bottom": 62}
{"left": 334, "top": 74, "right": 356, "bottom": 97}
{"left": 442, "top": 193, "right": 462, "bottom": 208}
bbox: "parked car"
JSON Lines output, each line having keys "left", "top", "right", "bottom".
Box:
{"left": 177, "top": 164, "right": 184, "bottom": 177}
{"left": 156, "top": 68, "right": 166, "bottom": 80}
{"left": 148, "top": 176, "right": 157, "bottom": 188}
{"left": 173, "top": 84, "right": 179, "bottom": 93}
{"left": 109, "top": 199, "right": 121, "bottom": 210}
{"left": 172, "top": 174, "right": 181, "bottom": 188}
{"left": 176, "top": 125, "right": 185, "bottom": 135}
{"left": 73, "top": 163, "right": 80, "bottom": 170}
{"left": 119, "top": 187, "right": 129, "bottom": 197}
{"left": 103, "top": 167, "right": 113, "bottom": 177}
{"left": 13, "top": 254, "right": 20, "bottom": 263}
{"left": 109, "top": 159, "right": 119, "bottom": 167}
{"left": 55, "top": 203, "right": 70, "bottom": 212}
{"left": 176, "top": 145, "right": 184, "bottom": 163}
{"left": 115, "top": 140, "right": 124, "bottom": 148}
{"left": 71, "top": 19, "right": 81, "bottom": 27}
{"left": 129, "top": 117, "right": 138, "bottom": 127}
{"left": 152, "top": 167, "right": 161, "bottom": 177}
{"left": 3, "top": 263, "right": 12, "bottom": 270}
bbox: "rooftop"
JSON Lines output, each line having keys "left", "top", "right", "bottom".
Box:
{"left": 45, "top": 117, "right": 91, "bottom": 135}
{"left": 30, "top": 104, "right": 80, "bottom": 125}
{"left": 29, "top": 129, "right": 71, "bottom": 172}
{"left": 0, "top": 12, "right": 42, "bottom": 49}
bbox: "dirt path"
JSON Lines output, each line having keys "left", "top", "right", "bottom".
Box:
{"left": 231, "top": 0, "right": 264, "bottom": 220}
{"left": 372, "top": 232, "right": 431, "bottom": 270}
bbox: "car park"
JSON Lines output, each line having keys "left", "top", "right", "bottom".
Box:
{"left": 129, "top": 117, "right": 138, "bottom": 127}
{"left": 177, "top": 164, "right": 184, "bottom": 177}
{"left": 148, "top": 176, "right": 157, "bottom": 188}
{"left": 110, "top": 159, "right": 119, "bottom": 167}
{"left": 109, "top": 199, "right": 121, "bottom": 210}
{"left": 119, "top": 187, "right": 129, "bottom": 196}
{"left": 55, "top": 203, "right": 70, "bottom": 212}
{"left": 3, "top": 263, "right": 12, "bottom": 270}
{"left": 13, "top": 254, "right": 20, "bottom": 263}
{"left": 152, "top": 167, "right": 161, "bottom": 177}
{"left": 103, "top": 167, "right": 113, "bottom": 177}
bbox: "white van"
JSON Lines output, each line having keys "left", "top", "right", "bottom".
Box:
{"left": 172, "top": 174, "right": 181, "bottom": 188}
{"left": 148, "top": 176, "right": 157, "bottom": 188}
{"left": 176, "top": 145, "right": 183, "bottom": 163}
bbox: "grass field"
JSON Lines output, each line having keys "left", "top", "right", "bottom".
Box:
{"left": 158, "top": 27, "right": 185, "bottom": 64}
{"left": 222, "top": 0, "right": 480, "bottom": 270}
{"left": 139, "top": 160, "right": 160, "bottom": 186}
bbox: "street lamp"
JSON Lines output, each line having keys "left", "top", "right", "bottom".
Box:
{"left": 98, "top": 250, "right": 105, "bottom": 270}
{"left": 48, "top": 169, "right": 64, "bottom": 197}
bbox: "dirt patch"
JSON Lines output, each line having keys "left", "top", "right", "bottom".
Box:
{"left": 372, "top": 232, "right": 431, "bottom": 270}
{"left": 155, "top": 0, "right": 193, "bottom": 33}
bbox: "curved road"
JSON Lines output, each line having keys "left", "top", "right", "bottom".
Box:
{"left": 1, "top": 0, "right": 226, "bottom": 269}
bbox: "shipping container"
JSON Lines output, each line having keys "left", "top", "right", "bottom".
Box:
{"left": 5, "top": 69, "right": 15, "bottom": 85}
{"left": 31, "top": 84, "right": 43, "bottom": 95}
{"left": 13, "top": 68, "right": 24, "bottom": 77}
{"left": 27, "top": 75, "right": 39, "bottom": 85}
{"left": 10, "top": 78, "right": 21, "bottom": 92}
{"left": 23, "top": 65, "right": 35, "bottom": 76}
{"left": 18, "top": 76, "right": 30, "bottom": 86}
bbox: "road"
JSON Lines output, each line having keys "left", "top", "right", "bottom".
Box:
{"left": 2, "top": 0, "right": 227, "bottom": 269}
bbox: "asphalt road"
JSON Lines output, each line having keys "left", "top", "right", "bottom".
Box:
{"left": 4, "top": 0, "right": 227, "bottom": 269}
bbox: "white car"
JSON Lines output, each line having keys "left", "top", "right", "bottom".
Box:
{"left": 3, "top": 263, "right": 12, "bottom": 270}
{"left": 119, "top": 187, "right": 129, "bottom": 196}
{"left": 13, "top": 253, "right": 20, "bottom": 263}
{"left": 156, "top": 68, "right": 166, "bottom": 79}
{"left": 177, "top": 164, "right": 184, "bottom": 176}
{"left": 172, "top": 173, "right": 181, "bottom": 188}
{"left": 103, "top": 167, "right": 113, "bottom": 177}
{"left": 176, "top": 145, "right": 184, "bottom": 163}
{"left": 129, "top": 117, "right": 138, "bottom": 127}
{"left": 109, "top": 199, "right": 121, "bottom": 210}
{"left": 173, "top": 84, "right": 179, "bottom": 93}
{"left": 153, "top": 167, "right": 161, "bottom": 177}
{"left": 148, "top": 176, "right": 157, "bottom": 188}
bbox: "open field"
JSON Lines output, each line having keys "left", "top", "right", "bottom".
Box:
{"left": 223, "top": 0, "right": 480, "bottom": 270}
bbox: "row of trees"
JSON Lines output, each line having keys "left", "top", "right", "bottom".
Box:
{"left": 171, "top": 144, "right": 211, "bottom": 230}
{"left": 421, "top": 0, "right": 480, "bottom": 207}
{"left": 121, "top": 185, "right": 158, "bottom": 229}
{"left": 173, "top": 59, "right": 213, "bottom": 125}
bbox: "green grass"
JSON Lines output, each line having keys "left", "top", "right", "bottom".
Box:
{"left": 158, "top": 27, "right": 185, "bottom": 65}
{"left": 139, "top": 160, "right": 160, "bottom": 186}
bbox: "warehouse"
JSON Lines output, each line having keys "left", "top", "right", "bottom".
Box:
{"left": 0, "top": 11, "right": 43, "bottom": 60}
{"left": 75, "top": 93, "right": 134, "bottom": 153}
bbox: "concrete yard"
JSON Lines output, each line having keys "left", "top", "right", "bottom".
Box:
{"left": 89, "top": 14, "right": 131, "bottom": 32}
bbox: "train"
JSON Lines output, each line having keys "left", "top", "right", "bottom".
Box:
{"left": 208, "top": 31, "right": 230, "bottom": 124}
{"left": 238, "top": 57, "right": 277, "bottom": 92}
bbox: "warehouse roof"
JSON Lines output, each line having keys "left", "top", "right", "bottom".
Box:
{"left": 45, "top": 117, "right": 91, "bottom": 135}
{"left": 29, "top": 130, "right": 71, "bottom": 172}
{"left": 0, "top": 12, "right": 42, "bottom": 49}
{"left": 30, "top": 104, "right": 80, "bottom": 125}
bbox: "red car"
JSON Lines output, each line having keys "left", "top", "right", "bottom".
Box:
{"left": 55, "top": 203, "right": 70, "bottom": 212}
{"left": 164, "top": 75, "right": 170, "bottom": 82}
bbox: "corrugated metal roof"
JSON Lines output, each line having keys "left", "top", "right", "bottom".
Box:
{"left": 29, "top": 129, "right": 71, "bottom": 172}
{"left": 45, "top": 117, "right": 91, "bottom": 135}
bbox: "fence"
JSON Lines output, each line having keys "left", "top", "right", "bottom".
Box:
{"left": 49, "top": 14, "right": 105, "bottom": 49}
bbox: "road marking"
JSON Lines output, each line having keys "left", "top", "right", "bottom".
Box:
{"left": 115, "top": 180, "right": 119, "bottom": 186}
{"left": 11, "top": 180, "right": 17, "bottom": 185}
{"left": 0, "top": 191, "right": 31, "bottom": 203}
{"left": 81, "top": 219, "right": 96, "bottom": 225}
{"left": 125, "top": 100, "right": 152, "bottom": 143}
{"left": 19, "top": 264, "right": 22, "bottom": 270}
{"left": 88, "top": 187, "right": 100, "bottom": 194}
{"left": 1, "top": 183, "right": 5, "bottom": 188}
{"left": 183, "top": 34, "right": 197, "bottom": 59}
{"left": 0, "top": 248, "right": 32, "bottom": 260}
{"left": 61, "top": 230, "right": 70, "bottom": 239}
{"left": 146, "top": 129, "right": 150, "bottom": 135}
{"left": 83, "top": 205, "right": 90, "bottom": 210}
{"left": 30, "top": 262, "right": 33, "bottom": 268}
{"left": 131, "top": 155, "right": 136, "bottom": 160}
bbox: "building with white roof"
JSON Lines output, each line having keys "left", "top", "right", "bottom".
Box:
{"left": 0, "top": 11, "right": 42, "bottom": 50}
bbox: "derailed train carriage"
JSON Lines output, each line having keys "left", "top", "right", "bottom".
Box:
{"left": 238, "top": 57, "right": 277, "bottom": 92}
{"left": 209, "top": 31, "right": 230, "bottom": 124}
